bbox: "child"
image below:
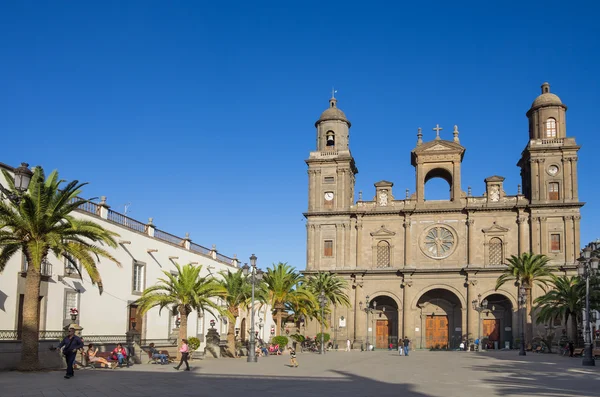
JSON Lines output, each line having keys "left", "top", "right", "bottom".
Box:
{"left": 288, "top": 346, "right": 298, "bottom": 368}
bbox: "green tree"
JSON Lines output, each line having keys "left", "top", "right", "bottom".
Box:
{"left": 495, "top": 252, "right": 552, "bottom": 342}
{"left": 535, "top": 274, "right": 582, "bottom": 342}
{"left": 261, "top": 262, "right": 314, "bottom": 336}
{"left": 306, "top": 271, "right": 351, "bottom": 308}
{"left": 218, "top": 269, "right": 252, "bottom": 357}
{"left": 134, "top": 263, "right": 225, "bottom": 359}
{"left": 0, "top": 167, "right": 120, "bottom": 370}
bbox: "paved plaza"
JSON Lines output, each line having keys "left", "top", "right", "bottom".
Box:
{"left": 1, "top": 350, "right": 599, "bottom": 397}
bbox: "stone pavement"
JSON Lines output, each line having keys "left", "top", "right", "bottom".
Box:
{"left": 1, "top": 350, "right": 599, "bottom": 397}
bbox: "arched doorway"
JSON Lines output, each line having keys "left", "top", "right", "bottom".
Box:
{"left": 480, "top": 294, "right": 513, "bottom": 349}
{"left": 369, "top": 295, "right": 399, "bottom": 349}
{"left": 417, "top": 289, "right": 463, "bottom": 349}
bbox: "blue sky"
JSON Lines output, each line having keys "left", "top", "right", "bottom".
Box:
{"left": 1, "top": 1, "right": 599, "bottom": 271}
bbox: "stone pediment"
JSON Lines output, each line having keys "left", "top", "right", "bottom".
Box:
{"left": 485, "top": 175, "right": 505, "bottom": 183}
{"left": 482, "top": 222, "right": 509, "bottom": 234}
{"left": 370, "top": 225, "right": 396, "bottom": 237}
{"left": 413, "top": 139, "right": 465, "bottom": 155}
{"left": 374, "top": 180, "right": 394, "bottom": 187}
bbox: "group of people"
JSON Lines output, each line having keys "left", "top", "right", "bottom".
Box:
{"left": 55, "top": 328, "right": 130, "bottom": 379}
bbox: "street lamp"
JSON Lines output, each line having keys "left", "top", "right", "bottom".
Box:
{"left": 242, "top": 254, "right": 263, "bottom": 363}
{"left": 360, "top": 296, "right": 376, "bottom": 351}
{"left": 471, "top": 294, "right": 488, "bottom": 351}
{"left": 318, "top": 290, "right": 327, "bottom": 354}
{"left": 577, "top": 244, "right": 599, "bottom": 367}
{"left": 0, "top": 162, "right": 33, "bottom": 204}
{"left": 518, "top": 286, "right": 527, "bottom": 356}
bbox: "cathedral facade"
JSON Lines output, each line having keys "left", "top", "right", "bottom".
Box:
{"left": 303, "top": 83, "right": 582, "bottom": 349}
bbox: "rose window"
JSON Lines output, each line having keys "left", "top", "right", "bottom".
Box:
{"left": 423, "top": 226, "right": 455, "bottom": 258}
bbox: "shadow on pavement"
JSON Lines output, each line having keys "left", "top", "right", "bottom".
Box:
{"left": 467, "top": 352, "right": 600, "bottom": 396}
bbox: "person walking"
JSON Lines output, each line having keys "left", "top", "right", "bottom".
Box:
{"left": 56, "top": 328, "right": 84, "bottom": 379}
{"left": 346, "top": 339, "right": 351, "bottom": 352}
{"left": 403, "top": 337, "right": 410, "bottom": 356}
{"left": 288, "top": 346, "right": 298, "bottom": 367}
{"left": 174, "top": 338, "right": 190, "bottom": 371}
{"left": 398, "top": 339, "right": 404, "bottom": 356}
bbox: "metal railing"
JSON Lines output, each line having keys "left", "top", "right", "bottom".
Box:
{"left": 216, "top": 252, "right": 235, "bottom": 265}
{"left": 190, "top": 242, "right": 211, "bottom": 256}
{"left": 69, "top": 197, "right": 100, "bottom": 216}
{"left": 0, "top": 330, "right": 66, "bottom": 341}
{"left": 154, "top": 229, "right": 185, "bottom": 246}
{"left": 107, "top": 209, "right": 147, "bottom": 233}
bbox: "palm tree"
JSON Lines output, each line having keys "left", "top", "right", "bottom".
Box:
{"left": 218, "top": 269, "right": 252, "bottom": 357}
{"left": 134, "top": 263, "right": 225, "bottom": 359}
{"left": 535, "top": 275, "right": 583, "bottom": 342}
{"left": 495, "top": 252, "right": 552, "bottom": 342}
{"left": 306, "top": 271, "right": 351, "bottom": 308}
{"left": 0, "top": 167, "right": 120, "bottom": 370}
{"left": 261, "top": 262, "right": 314, "bottom": 336}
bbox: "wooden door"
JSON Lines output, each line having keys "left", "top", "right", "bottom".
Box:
{"left": 376, "top": 320, "right": 390, "bottom": 349}
{"left": 426, "top": 315, "right": 448, "bottom": 349}
{"left": 483, "top": 319, "right": 500, "bottom": 341}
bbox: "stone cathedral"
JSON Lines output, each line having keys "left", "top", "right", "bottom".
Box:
{"left": 303, "top": 83, "right": 582, "bottom": 349}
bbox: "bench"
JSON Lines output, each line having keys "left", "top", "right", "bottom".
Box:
{"left": 572, "top": 348, "right": 585, "bottom": 357}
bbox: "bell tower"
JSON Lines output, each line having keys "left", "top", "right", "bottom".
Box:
{"left": 518, "top": 83, "right": 580, "bottom": 203}
{"left": 306, "top": 94, "right": 358, "bottom": 212}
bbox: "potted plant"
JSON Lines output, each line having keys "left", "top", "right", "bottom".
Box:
{"left": 69, "top": 308, "right": 78, "bottom": 322}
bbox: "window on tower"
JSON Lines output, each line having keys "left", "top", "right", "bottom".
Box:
{"left": 550, "top": 234, "right": 561, "bottom": 252}
{"left": 549, "top": 182, "right": 560, "bottom": 200}
{"left": 545, "top": 118, "right": 557, "bottom": 138}
{"left": 326, "top": 131, "right": 335, "bottom": 147}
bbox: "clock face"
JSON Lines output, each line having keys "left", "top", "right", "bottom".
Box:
{"left": 548, "top": 165, "right": 559, "bottom": 176}
{"left": 324, "top": 192, "right": 334, "bottom": 201}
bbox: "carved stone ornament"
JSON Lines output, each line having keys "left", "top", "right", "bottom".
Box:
{"left": 489, "top": 184, "right": 500, "bottom": 202}
{"left": 379, "top": 190, "right": 388, "bottom": 206}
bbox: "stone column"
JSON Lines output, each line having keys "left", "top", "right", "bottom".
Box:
{"left": 466, "top": 278, "right": 477, "bottom": 347}
{"left": 573, "top": 215, "right": 581, "bottom": 256}
{"left": 416, "top": 162, "right": 424, "bottom": 202}
{"left": 336, "top": 224, "right": 342, "bottom": 269}
{"left": 540, "top": 217, "right": 548, "bottom": 254}
{"left": 314, "top": 225, "right": 321, "bottom": 269}
{"left": 452, "top": 161, "right": 461, "bottom": 202}
{"left": 356, "top": 219, "right": 363, "bottom": 269}
{"left": 531, "top": 216, "right": 540, "bottom": 254}
{"left": 538, "top": 159, "right": 546, "bottom": 200}
{"left": 531, "top": 160, "right": 539, "bottom": 201}
{"left": 562, "top": 158, "right": 572, "bottom": 201}
{"left": 564, "top": 216, "right": 574, "bottom": 264}
{"left": 404, "top": 218, "right": 412, "bottom": 267}
{"left": 308, "top": 170, "right": 315, "bottom": 211}
{"left": 570, "top": 157, "right": 579, "bottom": 201}
{"left": 466, "top": 217, "right": 475, "bottom": 265}
{"left": 517, "top": 215, "right": 528, "bottom": 255}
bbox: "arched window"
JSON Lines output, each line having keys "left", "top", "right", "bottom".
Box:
{"left": 326, "top": 130, "right": 335, "bottom": 147}
{"left": 377, "top": 241, "right": 391, "bottom": 267}
{"left": 545, "top": 118, "right": 557, "bottom": 138}
{"left": 489, "top": 237, "right": 503, "bottom": 265}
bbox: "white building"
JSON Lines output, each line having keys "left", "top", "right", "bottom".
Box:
{"left": 0, "top": 161, "right": 274, "bottom": 352}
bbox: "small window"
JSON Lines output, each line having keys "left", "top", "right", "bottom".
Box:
{"left": 549, "top": 182, "right": 559, "bottom": 200}
{"left": 546, "top": 118, "right": 557, "bottom": 138}
{"left": 64, "top": 291, "right": 78, "bottom": 321}
{"left": 550, "top": 234, "right": 561, "bottom": 252}
{"left": 324, "top": 240, "right": 334, "bottom": 257}
{"left": 133, "top": 262, "right": 146, "bottom": 293}
{"left": 376, "top": 241, "right": 391, "bottom": 267}
{"left": 489, "top": 237, "right": 503, "bottom": 265}
{"left": 324, "top": 176, "right": 335, "bottom": 184}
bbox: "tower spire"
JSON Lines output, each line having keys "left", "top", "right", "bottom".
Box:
{"left": 416, "top": 127, "right": 423, "bottom": 146}
{"left": 453, "top": 125, "right": 460, "bottom": 143}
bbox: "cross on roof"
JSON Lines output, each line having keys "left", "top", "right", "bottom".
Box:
{"left": 433, "top": 124, "right": 443, "bottom": 140}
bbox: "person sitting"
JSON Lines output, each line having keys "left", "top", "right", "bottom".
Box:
{"left": 86, "top": 344, "right": 115, "bottom": 369}
{"left": 149, "top": 343, "right": 168, "bottom": 364}
{"left": 111, "top": 343, "right": 128, "bottom": 367}
{"left": 261, "top": 345, "right": 269, "bottom": 357}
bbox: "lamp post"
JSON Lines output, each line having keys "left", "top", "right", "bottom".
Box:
{"left": 577, "top": 244, "right": 599, "bottom": 366}
{"left": 318, "top": 290, "right": 327, "bottom": 354}
{"left": 517, "top": 285, "right": 527, "bottom": 356}
{"left": 471, "top": 294, "right": 488, "bottom": 351}
{"left": 242, "top": 254, "right": 263, "bottom": 363}
{"left": 360, "top": 296, "right": 377, "bottom": 351}
{"left": 0, "top": 162, "right": 33, "bottom": 204}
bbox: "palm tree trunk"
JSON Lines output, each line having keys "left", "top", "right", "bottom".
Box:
{"left": 526, "top": 287, "right": 532, "bottom": 344}
{"left": 571, "top": 313, "right": 578, "bottom": 345}
{"left": 18, "top": 266, "right": 42, "bottom": 371}
{"left": 226, "top": 310, "right": 237, "bottom": 358}
{"left": 276, "top": 309, "right": 282, "bottom": 337}
{"left": 177, "top": 306, "right": 188, "bottom": 361}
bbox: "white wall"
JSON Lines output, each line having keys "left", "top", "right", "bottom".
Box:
{"left": 0, "top": 163, "right": 246, "bottom": 351}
